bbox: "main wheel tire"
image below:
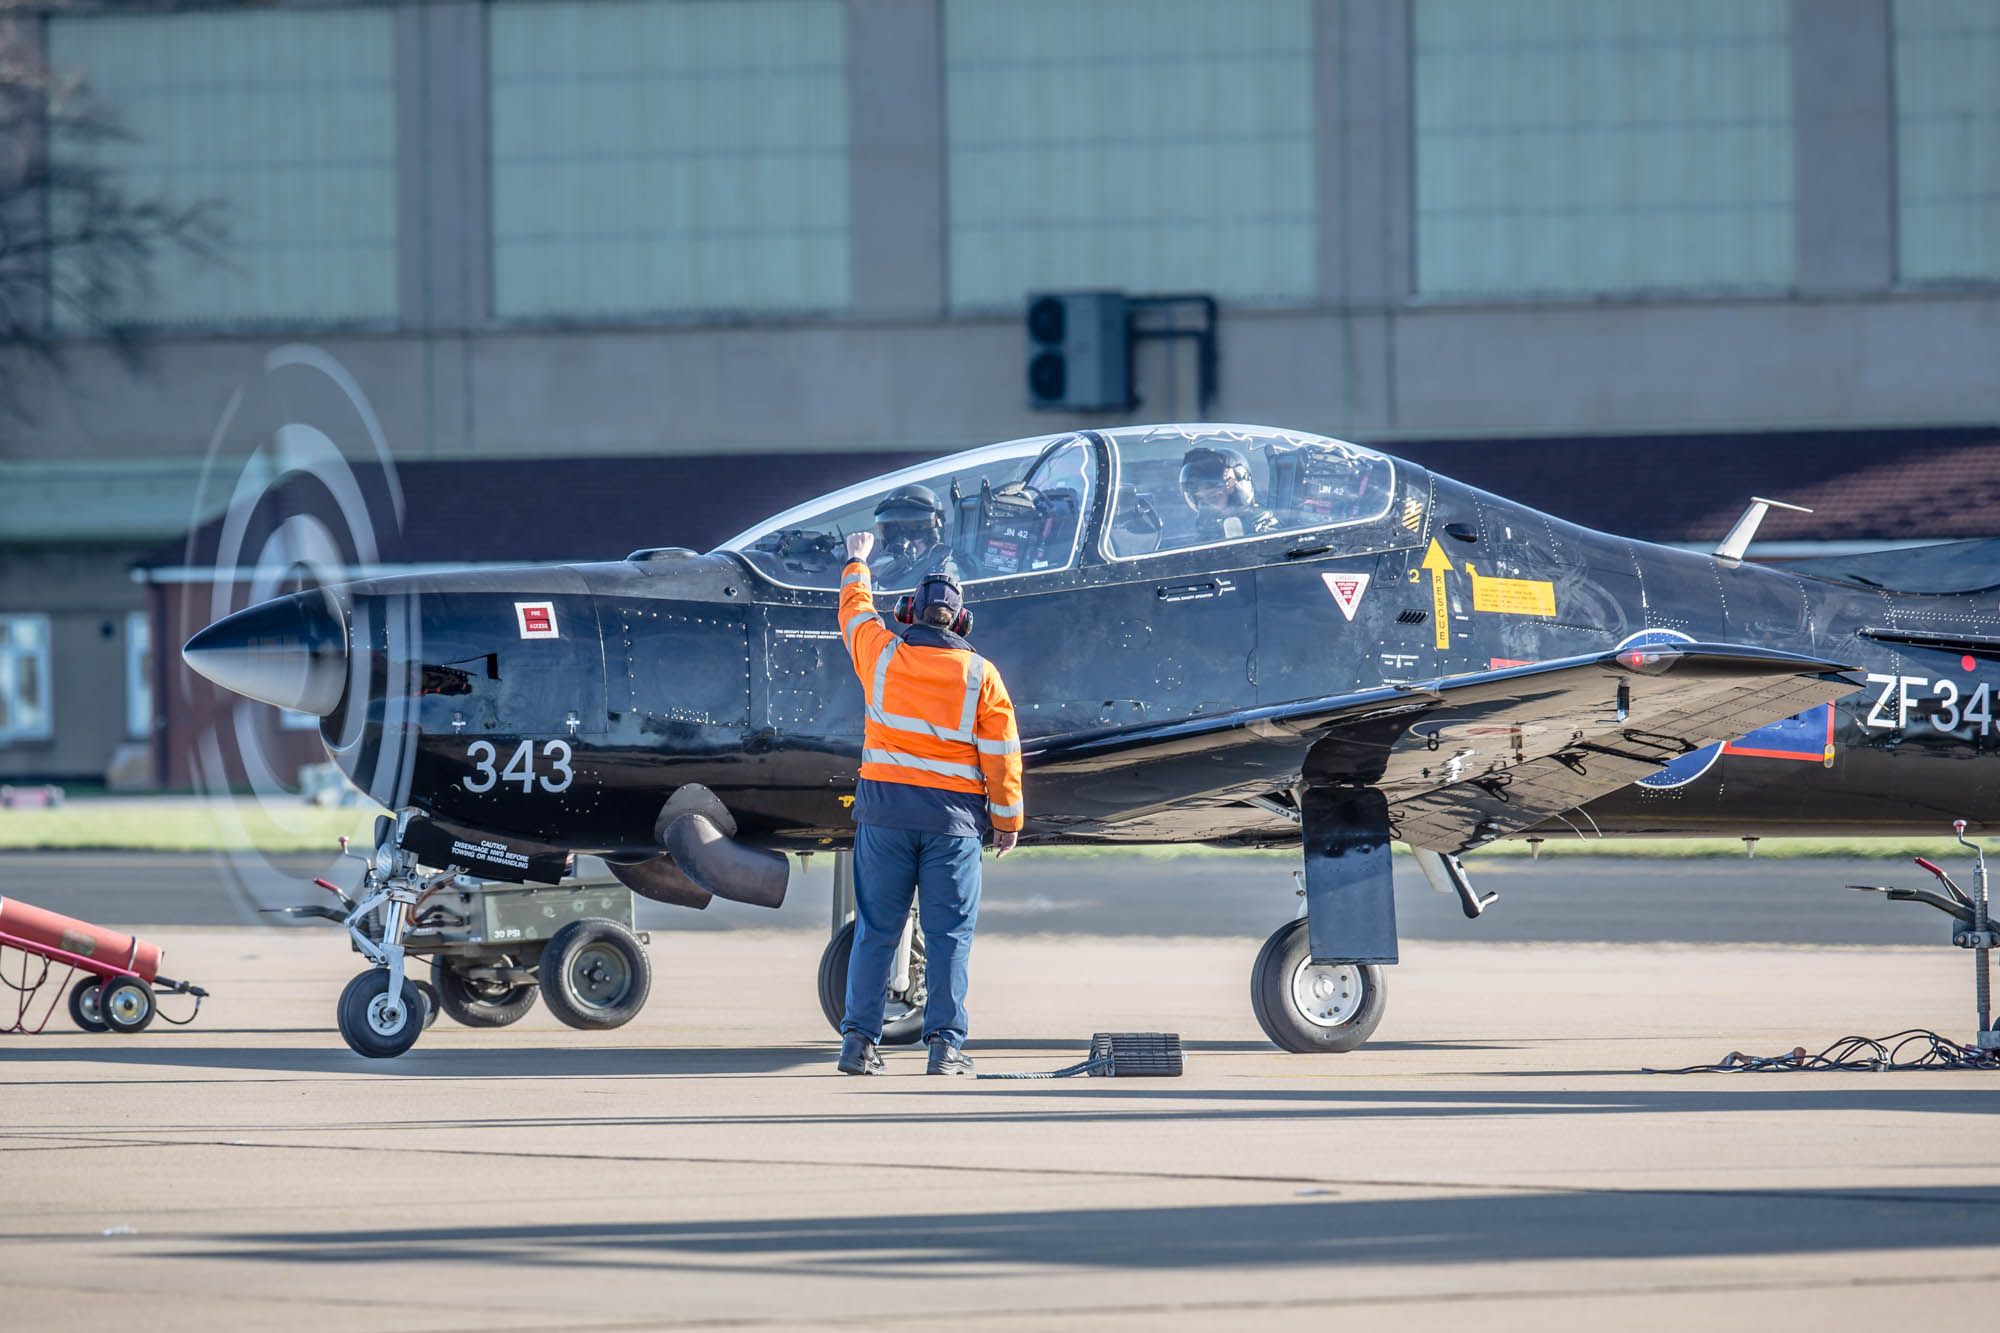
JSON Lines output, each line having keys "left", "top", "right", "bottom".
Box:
{"left": 99, "top": 977, "right": 155, "bottom": 1034}
{"left": 430, "top": 957, "right": 539, "bottom": 1028}
{"left": 412, "top": 979, "right": 441, "bottom": 1029}
{"left": 67, "top": 975, "right": 108, "bottom": 1033}
{"left": 336, "top": 969, "right": 426, "bottom": 1058}
{"left": 539, "top": 920, "right": 651, "bottom": 1030}
{"left": 1250, "top": 917, "right": 1387, "bottom": 1054}
{"left": 816, "top": 918, "right": 926, "bottom": 1046}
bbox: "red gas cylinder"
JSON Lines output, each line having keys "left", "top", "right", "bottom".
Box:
{"left": 0, "top": 897, "right": 160, "bottom": 982}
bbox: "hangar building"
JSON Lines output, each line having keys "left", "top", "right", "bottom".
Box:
{"left": 1, "top": 0, "right": 1996, "bottom": 785}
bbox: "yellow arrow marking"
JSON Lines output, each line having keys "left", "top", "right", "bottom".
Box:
{"left": 1421, "top": 538, "right": 1453, "bottom": 649}
{"left": 1463, "top": 562, "right": 1557, "bottom": 617}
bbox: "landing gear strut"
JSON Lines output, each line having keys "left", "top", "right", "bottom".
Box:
{"left": 331, "top": 811, "right": 441, "bottom": 1059}
{"left": 1253, "top": 786, "right": 1400, "bottom": 1053}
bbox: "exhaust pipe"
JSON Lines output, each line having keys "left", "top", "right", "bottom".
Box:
{"left": 606, "top": 856, "right": 712, "bottom": 911}
{"left": 654, "top": 784, "right": 789, "bottom": 909}
{"left": 664, "top": 814, "right": 789, "bottom": 909}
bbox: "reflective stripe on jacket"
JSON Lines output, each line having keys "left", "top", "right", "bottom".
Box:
{"left": 840, "top": 559, "right": 1025, "bottom": 832}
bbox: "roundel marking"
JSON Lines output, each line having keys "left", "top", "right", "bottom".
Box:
{"left": 1617, "top": 629, "right": 1723, "bottom": 791}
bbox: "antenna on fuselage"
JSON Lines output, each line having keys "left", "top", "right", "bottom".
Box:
{"left": 1714, "top": 497, "right": 1813, "bottom": 561}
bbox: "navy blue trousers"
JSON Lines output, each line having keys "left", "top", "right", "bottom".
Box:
{"left": 840, "top": 822, "right": 982, "bottom": 1048}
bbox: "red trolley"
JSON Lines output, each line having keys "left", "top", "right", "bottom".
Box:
{"left": 0, "top": 896, "right": 207, "bottom": 1034}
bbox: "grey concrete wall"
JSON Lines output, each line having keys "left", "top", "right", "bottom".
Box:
{"left": 1792, "top": 0, "right": 1896, "bottom": 294}
{"left": 10, "top": 290, "right": 1996, "bottom": 473}
{"left": 847, "top": 0, "right": 946, "bottom": 316}
{"left": 9, "top": 0, "right": 1987, "bottom": 481}
{"left": 1316, "top": 0, "right": 1413, "bottom": 313}
{"left": 397, "top": 0, "right": 490, "bottom": 331}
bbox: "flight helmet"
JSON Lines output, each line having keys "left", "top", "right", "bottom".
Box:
{"left": 1179, "top": 446, "right": 1255, "bottom": 513}
{"left": 873, "top": 483, "right": 946, "bottom": 560}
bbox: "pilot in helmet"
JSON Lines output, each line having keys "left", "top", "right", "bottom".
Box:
{"left": 871, "top": 483, "right": 957, "bottom": 584}
{"left": 1179, "top": 446, "right": 1279, "bottom": 543}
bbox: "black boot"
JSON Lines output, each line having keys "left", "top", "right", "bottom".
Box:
{"left": 837, "top": 1033, "right": 884, "bottom": 1075}
{"left": 926, "top": 1039, "right": 974, "bottom": 1075}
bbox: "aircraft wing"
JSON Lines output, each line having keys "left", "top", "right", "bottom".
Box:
{"left": 1025, "top": 643, "right": 1858, "bottom": 853}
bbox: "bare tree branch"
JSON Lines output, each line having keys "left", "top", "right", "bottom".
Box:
{"left": 0, "top": 0, "right": 226, "bottom": 418}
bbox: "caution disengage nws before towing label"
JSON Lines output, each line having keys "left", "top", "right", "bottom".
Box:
{"left": 450, "top": 838, "right": 533, "bottom": 872}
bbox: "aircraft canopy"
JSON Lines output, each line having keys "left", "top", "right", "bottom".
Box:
{"left": 720, "top": 425, "right": 1398, "bottom": 590}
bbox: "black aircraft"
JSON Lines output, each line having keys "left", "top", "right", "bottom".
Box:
{"left": 185, "top": 423, "right": 1998, "bottom": 1056}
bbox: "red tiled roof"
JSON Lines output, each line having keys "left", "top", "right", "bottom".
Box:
{"left": 1390, "top": 429, "right": 2000, "bottom": 544}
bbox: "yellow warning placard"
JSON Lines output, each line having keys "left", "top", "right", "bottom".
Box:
{"left": 1466, "top": 563, "right": 1556, "bottom": 617}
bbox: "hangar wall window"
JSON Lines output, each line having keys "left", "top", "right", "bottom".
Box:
{"left": 46, "top": 8, "right": 397, "bottom": 327}
{"left": 125, "top": 612, "right": 150, "bottom": 742}
{"left": 490, "top": 0, "right": 851, "bottom": 319}
{"left": 1894, "top": 0, "right": 2000, "bottom": 283}
{"left": 0, "top": 615, "right": 52, "bottom": 745}
{"left": 1413, "top": 0, "right": 1794, "bottom": 297}
{"left": 943, "top": 0, "right": 1315, "bottom": 310}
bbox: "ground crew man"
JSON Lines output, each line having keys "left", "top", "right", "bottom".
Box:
{"left": 835, "top": 529, "right": 1022, "bottom": 1076}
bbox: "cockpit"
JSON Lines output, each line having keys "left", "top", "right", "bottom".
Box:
{"left": 719, "top": 425, "right": 1400, "bottom": 590}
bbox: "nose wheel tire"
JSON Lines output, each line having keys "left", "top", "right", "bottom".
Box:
{"left": 1250, "top": 917, "right": 1387, "bottom": 1053}
{"left": 430, "top": 956, "right": 539, "bottom": 1027}
{"left": 539, "top": 919, "right": 652, "bottom": 1030}
{"left": 336, "top": 969, "right": 426, "bottom": 1058}
{"left": 67, "top": 976, "right": 108, "bottom": 1033}
{"left": 816, "top": 918, "right": 927, "bottom": 1046}
{"left": 99, "top": 977, "right": 156, "bottom": 1034}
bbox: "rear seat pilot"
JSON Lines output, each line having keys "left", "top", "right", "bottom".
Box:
{"left": 1179, "top": 446, "right": 1280, "bottom": 543}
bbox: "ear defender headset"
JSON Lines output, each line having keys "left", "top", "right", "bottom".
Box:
{"left": 894, "top": 572, "right": 974, "bottom": 637}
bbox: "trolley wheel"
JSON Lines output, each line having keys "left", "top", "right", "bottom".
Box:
{"left": 67, "top": 975, "right": 108, "bottom": 1033}
{"left": 413, "top": 979, "right": 441, "bottom": 1030}
{"left": 430, "top": 956, "right": 539, "bottom": 1028}
{"left": 336, "top": 969, "right": 426, "bottom": 1058}
{"left": 1250, "top": 917, "right": 1387, "bottom": 1054}
{"left": 539, "top": 919, "right": 651, "bottom": 1030}
{"left": 816, "top": 918, "right": 926, "bottom": 1046}
{"left": 99, "top": 976, "right": 155, "bottom": 1034}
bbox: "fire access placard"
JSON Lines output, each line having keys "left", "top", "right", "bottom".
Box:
{"left": 515, "top": 601, "right": 559, "bottom": 639}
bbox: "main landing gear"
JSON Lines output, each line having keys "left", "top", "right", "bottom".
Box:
{"left": 814, "top": 851, "right": 928, "bottom": 1045}
{"left": 1246, "top": 787, "right": 1433, "bottom": 1054}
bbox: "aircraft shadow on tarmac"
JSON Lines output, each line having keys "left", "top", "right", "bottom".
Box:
{"left": 175, "top": 1185, "right": 2000, "bottom": 1274}
{"left": 543, "top": 1084, "right": 2000, "bottom": 1134}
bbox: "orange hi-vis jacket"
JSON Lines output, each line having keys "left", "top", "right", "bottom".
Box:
{"left": 839, "top": 558, "right": 1025, "bottom": 833}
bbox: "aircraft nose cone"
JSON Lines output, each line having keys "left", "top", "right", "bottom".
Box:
{"left": 182, "top": 588, "right": 349, "bottom": 716}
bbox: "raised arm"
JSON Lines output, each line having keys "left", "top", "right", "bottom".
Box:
{"left": 838, "top": 532, "right": 895, "bottom": 673}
